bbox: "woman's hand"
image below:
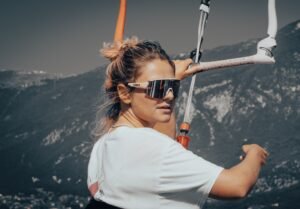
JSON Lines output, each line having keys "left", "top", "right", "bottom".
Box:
{"left": 173, "top": 58, "right": 195, "bottom": 80}
{"left": 241, "top": 144, "right": 269, "bottom": 165}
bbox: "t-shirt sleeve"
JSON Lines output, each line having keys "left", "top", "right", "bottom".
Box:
{"left": 87, "top": 138, "right": 105, "bottom": 200}
{"left": 158, "top": 140, "right": 223, "bottom": 205}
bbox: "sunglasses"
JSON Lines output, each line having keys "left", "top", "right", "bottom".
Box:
{"left": 127, "top": 79, "right": 180, "bottom": 99}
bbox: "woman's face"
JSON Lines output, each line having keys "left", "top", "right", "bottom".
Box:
{"left": 130, "top": 59, "right": 176, "bottom": 127}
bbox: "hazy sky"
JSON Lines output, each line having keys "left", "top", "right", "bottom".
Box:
{"left": 0, "top": 0, "right": 299, "bottom": 75}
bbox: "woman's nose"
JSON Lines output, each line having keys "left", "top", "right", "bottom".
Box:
{"left": 163, "top": 88, "right": 175, "bottom": 101}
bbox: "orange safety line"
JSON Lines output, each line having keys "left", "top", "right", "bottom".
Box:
{"left": 114, "top": 0, "right": 127, "bottom": 42}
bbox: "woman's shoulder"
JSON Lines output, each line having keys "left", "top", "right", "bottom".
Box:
{"left": 109, "top": 126, "right": 176, "bottom": 146}
{"left": 114, "top": 126, "right": 171, "bottom": 137}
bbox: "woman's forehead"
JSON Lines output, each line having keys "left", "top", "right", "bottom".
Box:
{"left": 136, "top": 59, "right": 175, "bottom": 81}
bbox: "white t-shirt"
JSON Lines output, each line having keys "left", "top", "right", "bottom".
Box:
{"left": 87, "top": 126, "right": 223, "bottom": 209}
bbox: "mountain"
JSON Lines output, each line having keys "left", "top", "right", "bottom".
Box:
{"left": 0, "top": 69, "right": 64, "bottom": 88}
{"left": 0, "top": 20, "right": 299, "bottom": 209}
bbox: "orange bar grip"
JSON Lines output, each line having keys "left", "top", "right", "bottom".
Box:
{"left": 179, "top": 122, "right": 190, "bottom": 133}
{"left": 114, "top": 0, "right": 127, "bottom": 42}
{"left": 177, "top": 135, "right": 190, "bottom": 149}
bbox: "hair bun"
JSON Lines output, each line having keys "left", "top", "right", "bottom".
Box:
{"left": 100, "top": 36, "right": 139, "bottom": 61}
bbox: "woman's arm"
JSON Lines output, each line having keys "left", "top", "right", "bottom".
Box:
{"left": 209, "top": 144, "right": 269, "bottom": 199}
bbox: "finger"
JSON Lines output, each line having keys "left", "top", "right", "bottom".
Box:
{"left": 185, "top": 64, "right": 201, "bottom": 75}
{"left": 260, "top": 147, "right": 269, "bottom": 157}
{"left": 263, "top": 151, "right": 269, "bottom": 158}
{"left": 242, "top": 144, "right": 250, "bottom": 153}
{"left": 180, "top": 59, "right": 193, "bottom": 70}
{"left": 185, "top": 58, "right": 193, "bottom": 65}
{"left": 264, "top": 149, "right": 270, "bottom": 156}
{"left": 172, "top": 60, "right": 179, "bottom": 66}
{"left": 261, "top": 153, "right": 268, "bottom": 165}
{"left": 262, "top": 155, "right": 268, "bottom": 164}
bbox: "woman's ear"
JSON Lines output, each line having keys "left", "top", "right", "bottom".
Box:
{"left": 117, "top": 83, "right": 131, "bottom": 104}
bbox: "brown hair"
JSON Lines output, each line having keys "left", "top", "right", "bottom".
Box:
{"left": 91, "top": 37, "right": 175, "bottom": 139}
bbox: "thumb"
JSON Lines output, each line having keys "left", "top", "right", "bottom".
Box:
{"left": 185, "top": 63, "right": 202, "bottom": 75}
{"left": 185, "top": 58, "right": 193, "bottom": 65}
{"left": 242, "top": 144, "right": 251, "bottom": 153}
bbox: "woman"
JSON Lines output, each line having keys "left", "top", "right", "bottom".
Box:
{"left": 86, "top": 37, "right": 268, "bottom": 209}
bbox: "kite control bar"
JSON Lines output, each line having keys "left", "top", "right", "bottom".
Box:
{"left": 177, "top": 0, "right": 277, "bottom": 149}
{"left": 192, "top": 0, "right": 277, "bottom": 73}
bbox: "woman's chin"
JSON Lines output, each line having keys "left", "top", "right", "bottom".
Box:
{"left": 156, "top": 115, "right": 172, "bottom": 123}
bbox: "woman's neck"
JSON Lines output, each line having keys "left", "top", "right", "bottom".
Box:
{"left": 115, "top": 108, "right": 154, "bottom": 128}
